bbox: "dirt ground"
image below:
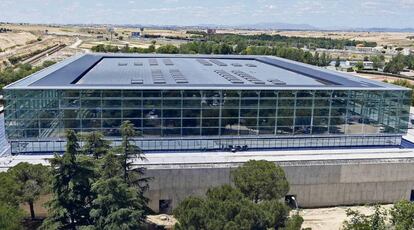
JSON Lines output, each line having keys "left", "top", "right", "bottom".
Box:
{"left": 0, "top": 31, "right": 37, "bottom": 50}
{"left": 23, "top": 194, "right": 393, "bottom": 230}
{"left": 299, "top": 204, "right": 393, "bottom": 230}
{"left": 277, "top": 31, "right": 414, "bottom": 47}
{"left": 354, "top": 72, "right": 414, "bottom": 84}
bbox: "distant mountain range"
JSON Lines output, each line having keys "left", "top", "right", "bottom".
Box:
{"left": 232, "top": 22, "right": 318, "bottom": 30}
{"left": 11, "top": 21, "right": 414, "bottom": 32}
{"left": 209, "top": 23, "right": 414, "bottom": 32}
{"left": 194, "top": 22, "right": 414, "bottom": 32}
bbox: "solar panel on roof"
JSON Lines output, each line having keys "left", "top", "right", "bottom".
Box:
{"left": 131, "top": 78, "right": 143, "bottom": 84}
{"left": 196, "top": 59, "right": 213, "bottom": 66}
{"left": 267, "top": 79, "right": 286, "bottom": 85}
{"left": 214, "top": 70, "right": 244, "bottom": 84}
{"left": 151, "top": 69, "right": 166, "bottom": 84}
{"left": 163, "top": 58, "right": 174, "bottom": 66}
{"left": 169, "top": 69, "right": 188, "bottom": 84}
{"left": 231, "top": 70, "right": 265, "bottom": 85}
{"left": 149, "top": 59, "right": 158, "bottom": 66}
{"left": 209, "top": 59, "right": 227, "bottom": 66}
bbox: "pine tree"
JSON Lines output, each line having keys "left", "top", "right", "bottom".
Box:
{"left": 41, "top": 130, "right": 96, "bottom": 229}
{"left": 118, "top": 121, "right": 147, "bottom": 185}
{"left": 8, "top": 162, "right": 50, "bottom": 220}
{"left": 117, "top": 121, "right": 150, "bottom": 212}
{"left": 87, "top": 153, "right": 146, "bottom": 229}
{"left": 81, "top": 131, "right": 111, "bottom": 159}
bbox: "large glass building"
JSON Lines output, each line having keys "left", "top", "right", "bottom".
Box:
{"left": 3, "top": 54, "right": 411, "bottom": 154}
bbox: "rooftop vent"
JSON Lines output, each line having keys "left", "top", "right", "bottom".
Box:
{"left": 151, "top": 69, "right": 166, "bottom": 84}
{"left": 131, "top": 78, "right": 143, "bottom": 84}
{"left": 231, "top": 63, "right": 242, "bottom": 67}
{"left": 245, "top": 63, "right": 257, "bottom": 67}
{"left": 267, "top": 79, "right": 286, "bottom": 85}
{"left": 214, "top": 70, "right": 244, "bottom": 84}
{"left": 169, "top": 69, "right": 188, "bottom": 84}
{"left": 134, "top": 62, "right": 143, "bottom": 66}
{"left": 196, "top": 59, "right": 213, "bottom": 66}
{"left": 163, "top": 58, "right": 174, "bottom": 66}
{"left": 209, "top": 59, "right": 227, "bottom": 66}
{"left": 149, "top": 59, "right": 158, "bottom": 66}
{"left": 232, "top": 70, "right": 265, "bottom": 85}
{"left": 118, "top": 62, "right": 128, "bottom": 66}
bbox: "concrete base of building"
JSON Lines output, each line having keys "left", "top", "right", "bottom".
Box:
{"left": 144, "top": 160, "right": 414, "bottom": 212}
{"left": 139, "top": 148, "right": 414, "bottom": 212}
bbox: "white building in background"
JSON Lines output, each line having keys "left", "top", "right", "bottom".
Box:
{"left": 345, "top": 60, "right": 374, "bottom": 70}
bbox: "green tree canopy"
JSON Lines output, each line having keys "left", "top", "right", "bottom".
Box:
{"left": 81, "top": 131, "right": 110, "bottom": 159}
{"left": 232, "top": 160, "right": 289, "bottom": 203}
{"left": 88, "top": 177, "right": 146, "bottom": 229}
{"left": 342, "top": 205, "right": 387, "bottom": 230}
{"left": 8, "top": 163, "right": 50, "bottom": 220}
{"left": 0, "top": 172, "right": 24, "bottom": 230}
{"left": 0, "top": 203, "right": 25, "bottom": 230}
{"left": 41, "top": 130, "right": 96, "bottom": 229}
{"left": 390, "top": 200, "right": 414, "bottom": 229}
{"left": 0, "top": 172, "right": 20, "bottom": 207}
{"left": 174, "top": 160, "right": 299, "bottom": 230}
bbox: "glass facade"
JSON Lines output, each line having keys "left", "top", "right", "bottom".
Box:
{"left": 4, "top": 89, "right": 411, "bottom": 154}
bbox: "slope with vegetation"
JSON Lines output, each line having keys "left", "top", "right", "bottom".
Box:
{"left": 0, "top": 61, "right": 56, "bottom": 90}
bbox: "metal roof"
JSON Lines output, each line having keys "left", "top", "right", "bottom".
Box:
{"left": 4, "top": 53, "right": 409, "bottom": 91}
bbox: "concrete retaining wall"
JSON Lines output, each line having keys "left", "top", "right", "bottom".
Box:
{"left": 144, "top": 161, "right": 414, "bottom": 212}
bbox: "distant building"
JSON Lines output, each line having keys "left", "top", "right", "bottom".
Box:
{"left": 345, "top": 60, "right": 374, "bottom": 70}
{"left": 131, "top": 31, "right": 141, "bottom": 38}
{"left": 206, "top": 29, "right": 216, "bottom": 35}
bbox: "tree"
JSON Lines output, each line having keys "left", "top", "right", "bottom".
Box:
{"left": 0, "top": 172, "right": 20, "bottom": 207}
{"left": 8, "top": 163, "right": 50, "bottom": 220}
{"left": 342, "top": 205, "right": 387, "bottom": 230}
{"left": 284, "top": 214, "right": 304, "bottom": 230}
{"left": 232, "top": 160, "right": 289, "bottom": 203}
{"left": 384, "top": 54, "right": 406, "bottom": 74}
{"left": 390, "top": 200, "right": 414, "bottom": 229}
{"left": 0, "top": 172, "right": 24, "bottom": 230}
{"left": 174, "top": 161, "right": 299, "bottom": 230}
{"left": 41, "top": 130, "right": 96, "bottom": 229}
{"left": 117, "top": 121, "right": 150, "bottom": 214}
{"left": 118, "top": 121, "right": 146, "bottom": 184}
{"left": 87, "top": 177, "right": 146, "bottom": 230}
{"left": 0, "top": 203, "right": 25, "bottom": 230}
{"left": 335, "top": 57, "right": 341, "bottom": 67}
{"left": 156, "top": 44, "right": 179, "bottom": 54}
{"left": 81, "top": 131, "right": 110, "bottom": 159}
{"left": 354, "top": 61, "right": 364, "bottom": 70}
{"left": 370, "top": 55, "right": 384, "bottom": 70}
{"left": 174, "top": 185, "right": 268, "bottom": 230}
{"left": 174, "top": 184, "right": 293, "bottom": 230}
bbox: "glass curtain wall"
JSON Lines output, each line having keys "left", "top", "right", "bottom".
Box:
{"left": 4, "top": 89, "right": 410, "bottom": 151}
